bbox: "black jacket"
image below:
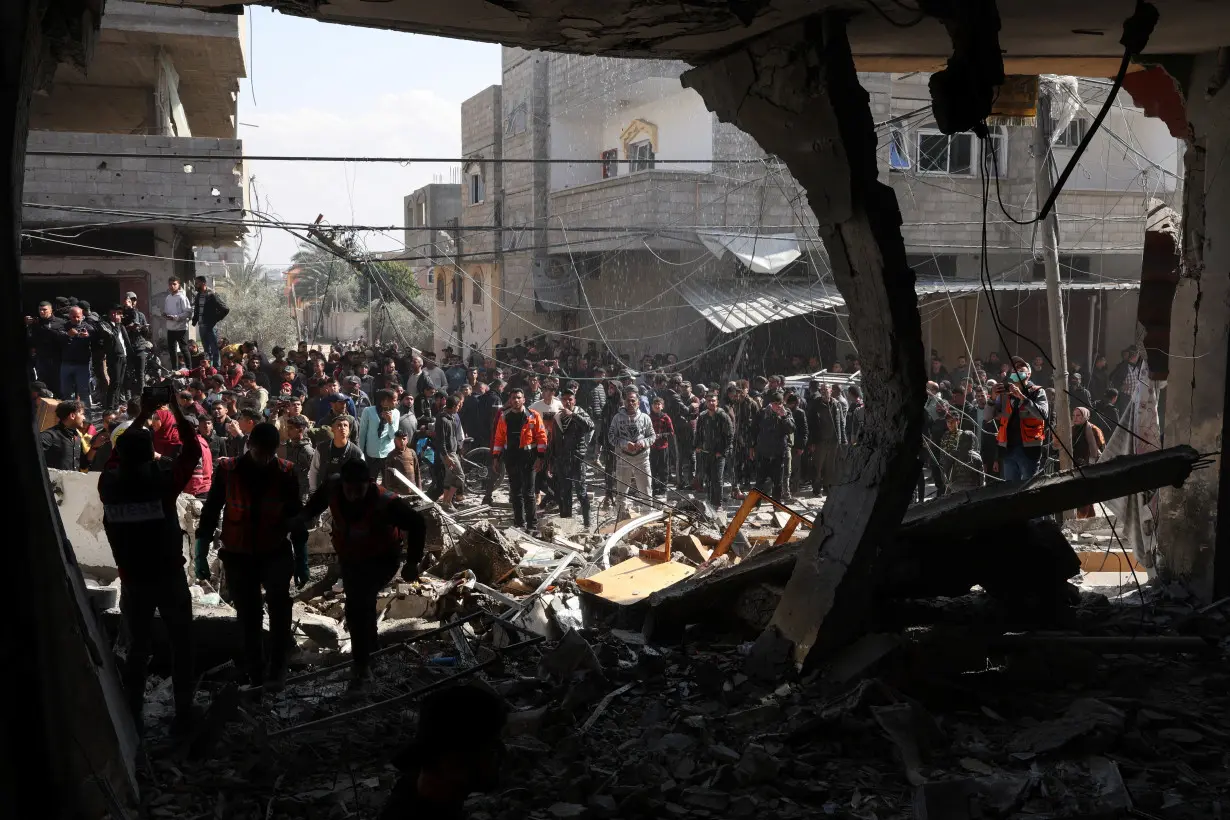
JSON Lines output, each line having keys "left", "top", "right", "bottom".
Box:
{"left": 41, "top": 424, "right": 87, "bottom": 471}
{"left": 546, "top": 408, "right": 594, "bottom": 472}
{"left": 752, "top": 406, "right": 795, "bottom": 456}
{"left": 95, "top": 319, "right": 132, "bottom": 358}
{"left": 191, "top": 290, "right": 229, "bottom": 327}
{"left": 695, "top": 409, "right": 733, "bottom": 456}
{"left": 789, "top": 406, "right": 808, "bottom": 450}
{"left": 56, "top": 319, "right": 97, "bottom": 364}
{"left": 122, "top": 308, "right": 153, "bottom": 352}
{"left": 28, "top": 316, "right": 64, "bottom": 359}
{"left": 807, "top": 397, "right": 845, "bottom": 446}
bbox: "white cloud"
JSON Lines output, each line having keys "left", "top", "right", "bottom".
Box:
{"left": 241, "top": 89, "right": 463, "bottom": 266}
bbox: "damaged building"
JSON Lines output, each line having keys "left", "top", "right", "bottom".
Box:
{"left": 4, "top": 0, "right": 1230, "bottom": 817}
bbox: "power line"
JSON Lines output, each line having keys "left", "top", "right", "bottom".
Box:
{"left": 25, "top": 150, "right": 781, "bottom": 165}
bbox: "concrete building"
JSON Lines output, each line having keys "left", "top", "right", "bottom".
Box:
{"left": 452, "top": 54, "right": 1179, "bottom": 374}
{"left": 20, "top": 0, "right": 246, "bottom": 347}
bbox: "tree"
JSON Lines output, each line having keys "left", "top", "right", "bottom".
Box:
{"left": 214, "top": 256, "right": 300, "bottom": 352}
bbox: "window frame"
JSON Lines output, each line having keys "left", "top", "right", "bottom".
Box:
{"left": 1054, "top": 117, "right": 1090, "bottom": 148}
{"left": 601, "top": 148, "right": 619, "bottom": 179}
{"left": 889, "top": 127, "right": 911, "bottom": 171}
{"left": 468, "top": 172, "right": 485, "bottom": 205}
{"left": 915, "top": 128, "right": 974, "bottom": 176}
{"left": 435, "top": 270, "right": 447, "bottom": 302}
{"left": 471, "top": 270, "right": 483, "bottom": 305}
{"left": 628, "top": 139, "right": 655, "bottom": 173}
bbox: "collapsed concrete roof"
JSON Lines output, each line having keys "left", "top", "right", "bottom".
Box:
{"left": 140, "top": 0, "right": 1230, "bottom": 72}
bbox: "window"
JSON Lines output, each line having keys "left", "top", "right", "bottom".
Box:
{"left": 505, "top": 103, "right": 527, "bottom": 136}
{"left": 628, "top": 140, "right": 655, "bottom": 172}
{"left": 418, "top": 201, "right": 426, "bottom": 226}
{"left": 1032, "top": 255, "right": 1093, "bottom": 280}
{"left": 907, "top": 254, "right": 958, "bottom": 280}
{"left": 601, "top": 148, "right": 619, "bottom": 179}
{"left": 1055, "top": 117, "right": 1090, "bottom": 148}
{"left": 436, "top": 271, "right": 447, "bottom": 302}
{"left": 916, "top": 129, "right": 973, "bottom": 175}
{"left": 985, "top": 125, "right": 1007, "bottom": 175}
{"left": 889, "top": 128, "right": 911, "bottom": 170}
{"left": 469, "top": 172, "right": 485, "bottom": 205}
{"left": 472, "top": 271, "right": 483, "bottom": 305}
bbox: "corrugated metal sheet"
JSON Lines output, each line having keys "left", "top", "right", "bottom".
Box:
{"left": 681, "top": 277, "right": 1139, "bottom": 332}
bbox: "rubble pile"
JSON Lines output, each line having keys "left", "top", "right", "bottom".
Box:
{"left": 132, "top": 574, "right": 1230, "bottom": 820}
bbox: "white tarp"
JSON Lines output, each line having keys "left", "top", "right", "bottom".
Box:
{"left": 1097, "top": 326, "right": 1164, "bottom": 568}
{"left": 697, "top": 230, "right": 802, "bottom": 274}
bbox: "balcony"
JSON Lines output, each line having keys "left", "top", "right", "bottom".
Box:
{"left": 546, "top": 170, "right": 707, "bottom": 252}
{"left": 23, "top": 131, "right": 245, "bottom": 242}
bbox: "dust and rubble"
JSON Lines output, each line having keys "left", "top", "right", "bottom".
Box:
{"left": 101, "top": 447, "right": 1228, "bottom": 819}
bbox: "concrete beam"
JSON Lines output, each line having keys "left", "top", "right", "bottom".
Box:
{"left": 682, "top": 14, "right": 925, "bottom": 665}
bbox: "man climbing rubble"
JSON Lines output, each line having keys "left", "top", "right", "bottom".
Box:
{"left": 298, "top": 458, "right": 426, "bottom": 692}
{"left": 196, "top": 422, "right": 306, "bottom": 692}
{"left": 98, "top": 388, "right": 202, "bottom": 733}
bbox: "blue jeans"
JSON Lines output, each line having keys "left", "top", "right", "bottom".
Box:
{"left": 1001, "top": 446, "right": 1041, "bottom": 482}
{"left": 199, "top": 323, "right": 220, "bottom": 369}
{"left": 60, "top": 362, "right": 92, "bottom": 405}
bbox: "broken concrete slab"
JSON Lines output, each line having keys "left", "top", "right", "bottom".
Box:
{"left": 48, "top": 468, "right": 119, "bottom": 581}
{"left": 1009, "top": 698, "right": 1126, "bottom": 756}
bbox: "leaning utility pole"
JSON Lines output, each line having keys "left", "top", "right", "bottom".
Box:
{"left": 306, "top": 221, "right": 432, "bottom": 325}
{"left": 1034, "top": 83, "right": 1073, "bottom": 472}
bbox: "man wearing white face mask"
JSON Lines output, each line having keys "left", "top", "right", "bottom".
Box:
{"left": 993, "top": 356, "right": 1050, "bottom": 482}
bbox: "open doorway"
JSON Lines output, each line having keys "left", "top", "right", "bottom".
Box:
{"left": 22, "top": 276, "right": 123, "bottom": 316}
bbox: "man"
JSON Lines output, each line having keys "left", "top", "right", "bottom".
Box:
{"left": 278, "top": 415, "right": 317, "bottom": 502}
{"left": 238, "top": 372, "right": 269, "bottom": 413}
{"left": 340, "top": 373, "right": 370, "bottom": 410}
{"left": 785, "top": 393, "right": 808, "bottom": 499}
{"left": 647, "top": 396, "right": 675, "bottom": 498}
{"left": 950, "top": 354, "right": 971, "bottom": 386}
{"left": 281, "top": 364, "right": 307, "bottom": 399}
{"left": 358, "top": 389, "right": 400, "bottom": 479}
{"left": 419, "top": 353, "right": 449, "bottom": 394}
{"left": 26, "top": 301, "right": 63, "bottom": 394}
{"left": 374, "top": 358, "right": 403, "bottom": 393}
{"left": 1068, "top": 372, "right": 1093, "bottom": 414}
{"left": 446, "top": 358, "right": 468, "bottom": 393}
{"left": 434, "top": 395, "right": 466, "bottom": 510}
{"left": 300, "top": 459, "right": 426, "bottom": 691}
{"left": 56, "top": 306, "right": 95, "bottom": 406}
{"left": 162, "top": 276, "right": 193, "bottom": 369}
{"left": 224, "top": 407, "right": 262, "bottom": 458}
{"left": 98, "top": 395, "right": 201, "bottom": 731}
{"left": 846, "top": 385, "right": 865, "bottom": 446}
{"left": 1088, "top": 353, "right": 1110, "bottom": 401}
{"left": 939, "top": 409, "right": 983, "bottom": 495}
{"left": 318, "top": 392, "right": 360, "bottom": 445}
{"left": 41, "top": 400, "right": 90, "bottom": 471}
{"left": 377, "top": 685, "right": 508, "bottom": 820}
{"left": 199, "top": 415, "right": 227, "bottom": 464}
{"left": 546, "top": 388, "right": 595, "bottom": 527}
{"left": 694, "top": 392, "right": 733, "bottom": 506}
{"left": 197, "top": 422, "right": 305, "bottom": 691}
{"left": 1093, "top": 388, "right": 1121, "bottom": 437}
{"left": 310, "top": 415, "right": 365, "bottom": 493}
{"left": 807, "top": 384, "right": 845, "bottom": 496}
{"left": 663, "top": 378, "right": 696, "bottom": 490}
{"left": 177, "top": 389, "right": 206, "bottom": 421}
{"left": 994, "top": 357, "right": 1050, "bottom": 482}
{"left": 191, "top": 275, "right": 229, "bottom": 369}
{"left": 403, "top": 355, "right": 425, "bottom": 398}
{"left": 607, "top": 388, "right": 655, "bottom": 517}
{"left": 751, "top": 391, "right": 795, "bottom": 498}
{"left": 528, "top": 382, "right": 562, "bottom": 419}
{"left": 492, "top": 388, "right": 548, "bottom": 531}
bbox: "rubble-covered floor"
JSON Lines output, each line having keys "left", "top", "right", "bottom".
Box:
{"left": 131, "top": 578, "right": 1230, "bottom": 820}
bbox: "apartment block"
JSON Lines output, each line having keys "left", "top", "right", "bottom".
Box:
{"left": 443, "top": 52, "right": 1179, "bottom": 371}
{"left": 20, "top": 0, "right": 246, "bottom": 346}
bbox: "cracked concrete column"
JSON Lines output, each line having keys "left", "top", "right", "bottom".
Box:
{"left": 1158, "top": 51, "right": 1230, "bottom": 600}
{"left": 682, "top": 15, "right": 925, "bottom": 663}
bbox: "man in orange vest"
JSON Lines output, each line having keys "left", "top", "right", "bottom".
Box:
{"left": 994, "top": 356, "right": 1050, "bottom": 482}
{"left": 491, "top": 388, "right": 548, "bottom": 532}
{"left": 299, "top": 459, "right": 427, "bottom": 692}
{"left": 197, "top": 422, "right": 306, "bottom": 692}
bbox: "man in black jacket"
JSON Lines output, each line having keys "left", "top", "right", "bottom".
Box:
{"left": 56, "top": 306, "right": 96, "bottom": 407}
{"left": 807, "top": 384, "right": 845, "bottom": 496}
{"left": 96, "top": 305, "right": 133, "bottom": 411}
{"left": 26, "top": 301, "right": 63, "bottom": 393}
{"left": 786, "top": 393, "right": 808, "bottom": 499}
{"left": 694, "top": 393, "right": 733, "bottom": 506}
{"left": 122, "top": 291, "right": 153, "bottom": 394}
{"left": 751, "top": 391, "right": 795, "bottom": 499}
{"left": 191, "top": 275, "right": 229, "bottom": 369}
{"left": 546, "top": 388, "right": 595, "bottom": 527}
{"left": 41, "top": 400, "right": 89, "bottom": 471}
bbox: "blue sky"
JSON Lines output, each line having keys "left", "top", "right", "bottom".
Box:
{"left": 238, "top": 8, "right": 500, "bottom": 266}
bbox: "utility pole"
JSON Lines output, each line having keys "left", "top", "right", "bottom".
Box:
{"left": 1034, "top": 83, "right": 1073, "bottom": 472}
{"left": 451, "top": 217, "right": 464, "bottom": 355}
{"left": 306, "top": 221, "right": 432, "bottom": 325}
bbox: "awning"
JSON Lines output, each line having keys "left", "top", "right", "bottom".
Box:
{"left": 677, "top": 278, "right": 844, "bottom": 333}
{"left": 697, "top": 230, "right": 802, "bottom": 274}
{"left": 681, "top": 276, "right": 1139, "bottom": 333}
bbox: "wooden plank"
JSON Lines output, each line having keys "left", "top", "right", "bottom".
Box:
{"left": 578, "top": 556, "right": 695, "bottom": 606}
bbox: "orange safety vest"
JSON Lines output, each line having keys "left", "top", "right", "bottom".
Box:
{"left": 995, "top": 389, "right": 1047, "bottom": 447}
{"left": 328, "top": 486, "right": 403, "bottom": 560}
{"left": 218, "top": 457, "right": 297, "bottom": 553}
{"left": 492, "top": 407, "right": 548, "bottom": 454}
